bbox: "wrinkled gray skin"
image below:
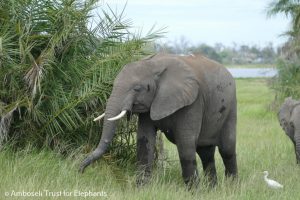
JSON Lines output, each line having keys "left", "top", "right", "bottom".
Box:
{"left": 278, "top": 97, "right": 300, "bottom": 164}
{"left": 80, "top": 54, "right": 237, "bottom": 188}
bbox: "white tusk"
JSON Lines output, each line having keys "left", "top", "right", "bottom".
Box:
{"left": 108, "top": 110, "right": 127, "bottom": 121}
{"left": 93, "top": 113, "right": 105, "bottom": 121}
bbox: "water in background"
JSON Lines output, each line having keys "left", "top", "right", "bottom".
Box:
{"left": 227, "top": 68, "right": 277, "bottom": 78}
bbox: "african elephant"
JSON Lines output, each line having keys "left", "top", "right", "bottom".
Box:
{"left": 278, "top": 97, "right": 300, "bottom": 164}
{"left": 80, "top": 53, "right": 238, "bottom": 187}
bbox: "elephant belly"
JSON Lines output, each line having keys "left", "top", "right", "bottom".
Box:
{"left": 197, "top": 126, "right": 222, "bottom": 146}
{"left": 197, "top": 106, "right": 231, "bottom": 146}
{"left": 197, "top": 132, "right": 220, "bottom": 146}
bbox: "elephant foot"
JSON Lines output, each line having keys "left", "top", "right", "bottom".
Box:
{"left": 204, "top": 175, "right": 217, "bottom": 188}
{"left": 221, "top": 153, "right": 238, "bottom": 179}
{"left": 184, "top": 171, "right": 200, "bottom": 191}
{"left": 202, "top": 165, "right": 217, "bottom": 188}
{"left": 224, "top": 168, "right": 238, "bottom": 184}
{"left": 136, "top": 171, "right": 151, "bottom": 187}
{"left": 79, "top": 156, "right": 93, "bottom": 173}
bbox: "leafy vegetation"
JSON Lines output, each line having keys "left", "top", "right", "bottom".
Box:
{"left": 1, "top": 79, "right": 299, "bottom": 200}
{"left": 271, "top": 58, "right": 300, "bottom": 101}
{"left": 0, "top": 0, "right": 162, "bottom": 157}
{"left": 268, "top": 0, "right": 300, "bottom": 102}
{"left": 268, "top": 0, "right": 300, "bottom": 38}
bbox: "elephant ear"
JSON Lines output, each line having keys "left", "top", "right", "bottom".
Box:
{"left": 280, "top": 97, "right": 298, "bottom": 117}
{"left": 279, "top": 97, "right": 300, "bottom": 134}
{"left": 279, "top": 97, "right": 293, "bottom": 120}
{"left": 150, "top": 59, "right": 199, "bottom": 121}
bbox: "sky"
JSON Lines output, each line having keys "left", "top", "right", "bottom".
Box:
{"left": 103, "top": 0, "right": 290, "bottom": 47}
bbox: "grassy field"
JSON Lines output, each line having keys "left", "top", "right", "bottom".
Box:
{"left": 225, "top": 64, "right": 274, "bottom": 68}
{"left": 1, "top": 79, "right": 300, "bottom": 200}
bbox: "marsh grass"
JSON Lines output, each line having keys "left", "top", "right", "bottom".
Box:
{"left": 1, "top": 79, "right": 300, "bottom": 200}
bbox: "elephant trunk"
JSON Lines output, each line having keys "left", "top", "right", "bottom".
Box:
{"left": 80, "top": 90, "right": 127, "bottom": 173}
{"left": 295, "top": 131, "right": 300, "bottom": 164}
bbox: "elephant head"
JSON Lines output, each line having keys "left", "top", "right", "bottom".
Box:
{"left": 278, "top": 96, "right": 300, "bottom": 163}
{"left": 278, "top": 97, "right": 296, "bottom": 138}
{"left": 79, "top": 55, "right": 199, "bottom": 172}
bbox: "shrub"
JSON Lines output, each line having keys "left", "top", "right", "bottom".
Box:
{"left": 271, "top": 58, "right": 300, "bottom": 102}
{"left": 0, "top": 0, "right": 162, "bottom": 161}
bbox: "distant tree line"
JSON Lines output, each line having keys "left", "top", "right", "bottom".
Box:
{"left": 155, "top": 37, "right": 278, "bottom": 65}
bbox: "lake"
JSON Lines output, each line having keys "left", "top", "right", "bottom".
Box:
{"left": 227, "top": 68, "right": 277, "bottom": 78}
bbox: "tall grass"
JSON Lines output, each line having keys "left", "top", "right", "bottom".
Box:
{"left": 1, "top": 79, "right": 299, "bottom": 200}
{"left": 0, "top": 0, "right": 162, "bottom": 156}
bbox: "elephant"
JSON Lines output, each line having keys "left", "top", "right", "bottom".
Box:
{"left": 80, "top": 53, "right": 238, "bottom": 188}
{"left": 278, "top": 97, "right": 300, "bottom": 164}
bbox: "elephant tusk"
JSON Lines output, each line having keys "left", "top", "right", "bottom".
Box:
{"left": 108, "top": 110, "right": 127, "bottom": 121}
{"left": 93, "top": 113, "right": 105, "bottom": 121}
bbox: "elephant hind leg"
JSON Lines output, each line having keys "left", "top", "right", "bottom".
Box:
{"left": 219, "top": 148, "right": 237, "bottom": 178}
{"left": 196, "top": 145, "right": 217, "bottom": 187}
{"left": 219, "top": 112, "right": 238, "bottom": 178}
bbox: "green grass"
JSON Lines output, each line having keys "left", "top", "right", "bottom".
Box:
{"left": 225, "top": 64, "right": 274, "bottom": 68}
{"left": 1, "top": 79, "right": 300, "bottom": 200}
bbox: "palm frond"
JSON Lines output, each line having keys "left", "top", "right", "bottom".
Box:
{"left": 0, "top": 0, "right": 163, "bottom": 158}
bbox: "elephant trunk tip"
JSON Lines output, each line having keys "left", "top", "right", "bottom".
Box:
{"left": 79, "top": 148, "right": 105, "bottom": 173}
{"left": 79, "top": 156, "right": 93, "bottom": 173}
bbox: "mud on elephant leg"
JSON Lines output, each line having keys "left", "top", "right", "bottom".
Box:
{"left": 197, "top": 145, "right": 217, "bottom": 187}
{"left": 136, "top": 113, "right": 157, "bottom": 186}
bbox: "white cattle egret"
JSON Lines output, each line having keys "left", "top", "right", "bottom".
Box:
{"left": 263, "top": 171, "right": 283, "bottom": 189}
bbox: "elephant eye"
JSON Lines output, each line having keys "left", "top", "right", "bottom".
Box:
{"left": 147, "top": 84, "right": 150, "bottom": 91}
{"left": 133, "top": 85, "right": 142, "bottom": 92}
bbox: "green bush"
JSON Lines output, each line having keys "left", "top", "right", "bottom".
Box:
{"left": 271, "top": 58, "right": 300, "bottom": 102}
{"left": 0, "top": 0, "right": 162, "bottom": 160}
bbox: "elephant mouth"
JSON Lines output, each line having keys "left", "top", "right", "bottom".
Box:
{"left": 132, "top": 104, "right": 148, "bottom": 113}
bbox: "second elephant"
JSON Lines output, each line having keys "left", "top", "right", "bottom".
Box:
{"left": 278, "top": 97, "right": 300, "bottom": 164}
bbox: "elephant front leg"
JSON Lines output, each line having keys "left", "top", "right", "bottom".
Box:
{"left": 136, "top": 113, "right": 156, "bottom": 186}
{"left": 176, "top": 132, "right": 199, "bottom": 189}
